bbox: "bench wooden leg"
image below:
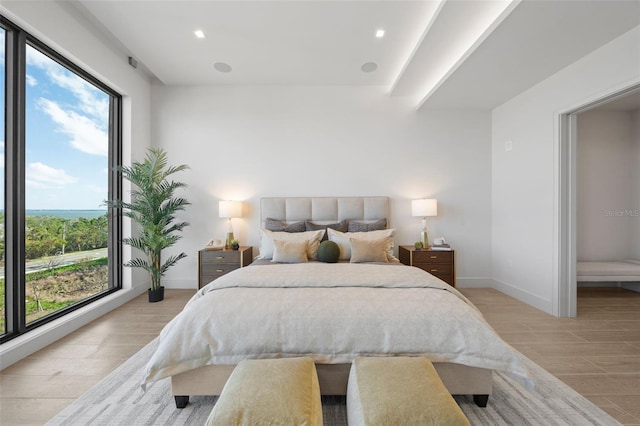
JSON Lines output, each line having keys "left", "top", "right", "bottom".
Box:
{"left": 473, "top": 394, "right": 489, "bottom": 407}
{"left": 175, "top": 395, "right": 189, "bottom": 408}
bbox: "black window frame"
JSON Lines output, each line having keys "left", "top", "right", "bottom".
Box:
{"left": 1, "top": 16, "right": 122, "bottom": 343}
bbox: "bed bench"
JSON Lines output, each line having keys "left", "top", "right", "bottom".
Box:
{"left": 205, "top": 357, "right": 322, "bottom": 426}
{"left": 577, "top": 260, "right": 640, "bottom": 282}
{"left": 347, "top": 357, "right": 470, "bottom": 426}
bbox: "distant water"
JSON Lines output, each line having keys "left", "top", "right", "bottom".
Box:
{"left": 25, "top": 210, "right": 107, "bottom": 219}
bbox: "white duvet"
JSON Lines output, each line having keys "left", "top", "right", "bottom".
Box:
{"left": 142, "top": 263, "right": 533, "bottom": 388}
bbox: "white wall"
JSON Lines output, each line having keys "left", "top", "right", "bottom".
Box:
{"left": 491, "top": 26, "right": 640, "bottom": 314}
{"left": 0, "top": 1, "right": 153, "bottom": 368}
{"left": 577, "top": 110, "right": 637, "bottom": 261}
{"left": 151, "top": 85, "right": 493, "bottom": 289}
{"left": 631, "top": 109, "right": 640, "bottom": 260}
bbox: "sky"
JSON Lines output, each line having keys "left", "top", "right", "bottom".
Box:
{"left": 1, "top": 28, "right": 111, "bottom": 210}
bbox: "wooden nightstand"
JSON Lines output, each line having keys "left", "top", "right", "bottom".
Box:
{"left": 399, "top": 246, "right": 456, "bottom": 287}
{"left": 198, "top": 246, "right": 253, "bottom": 288}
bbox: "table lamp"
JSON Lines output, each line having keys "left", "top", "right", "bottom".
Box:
{"left": 411, "top": 199, "right": 437, "bottom": 248}
{"left": 219, "top": 200, "right": 242, "bottom": 249}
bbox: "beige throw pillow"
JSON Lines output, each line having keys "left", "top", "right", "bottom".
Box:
{"left": 327, "top": 228, "right": 397, "bottom": 262}
{"left": 272, "top": 239, "right": 309, "bottom": 263}
{"left": 349, "top": 238, "right": 390, "bottom": 263}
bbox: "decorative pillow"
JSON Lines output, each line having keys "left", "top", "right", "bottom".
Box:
{"left": 349, "top": 237, "right": 390, "bottom": 263}
{"left": 347, "top": 218, "right": 387, "bottom": 232}
{"left": 265, "top": 218, "right": 306, "bottom": 233}
{"left": 272, "top": 239, "right": 309, "bottom": 263}
{"left": 305, "top": 220, "right": 349, "bottom": 241}
{"left": 317, "top": 240, "right": 340, "bottom": 263}
{"left": 258, "top": 229, "right": 325, "bottom": 260}
{"left": 327, "top": 228, "right": 398, "bottom": 262}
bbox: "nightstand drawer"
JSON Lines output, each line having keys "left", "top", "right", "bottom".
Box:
{"left": 200, "top": 273, "right": 228, "bottom": 286}
{"left": 413, "top": 251, "right": 453, "bottom": 263}
{"left": 200, "top": 263, "right": 240, "bottom": 275}
{"left": 414, "top": 263, "right": 453, "bottom": 276}
{"left": 200, "top": 250, "right": 240, "bottom": 264}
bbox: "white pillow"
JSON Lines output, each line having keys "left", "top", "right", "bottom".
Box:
{"left": 327, "top": 228, "right": 398, "bottom": 262}
{"left": 272, "top": 239, "right": 309, "bottom": 263}
{"left": 349, "top": 237, "right": 390, "bottom": 263}
{"left": 258, "top": 229, "right": 325, "bottom": 260}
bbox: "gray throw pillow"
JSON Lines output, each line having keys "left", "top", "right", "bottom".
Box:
{"left": 348, "top": 218, "right": 387, "bottom": 232}
{"left": 265, "top": 218, "right": 306, "bottom": 233}
{"left": 305, "top": 219, "right": 349, "bottom": 241}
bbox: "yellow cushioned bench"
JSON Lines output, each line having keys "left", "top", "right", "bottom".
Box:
{"left": 205, "top": 357, "right": 323, "bottom": 426}
{"left": 347, "top": 357, "right": 470, "bottom": 426}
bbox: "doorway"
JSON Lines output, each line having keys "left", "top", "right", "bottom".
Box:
{"left": 558, "top": 85, "right": 640, "bottom": 317}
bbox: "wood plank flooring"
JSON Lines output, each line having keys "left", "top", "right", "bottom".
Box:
{"left": 1, "top": 287, "right": 638, "bottom": 425}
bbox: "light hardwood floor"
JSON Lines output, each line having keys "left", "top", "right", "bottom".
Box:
{"left": 1, "top": 287, "right": 639, "bottom": 425}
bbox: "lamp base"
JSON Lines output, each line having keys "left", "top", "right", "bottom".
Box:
{"left": 225, "top": 231, "right": 235, "bottom": 249}
{"left": 420, "top": 230, "right": 429, "bottom": 249}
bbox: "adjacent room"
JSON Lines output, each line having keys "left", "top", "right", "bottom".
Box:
{"left": 576, "top": 89, "right": 640, "bottom": 296}
{"left": 1, "top": 1, "right": 639, "bottom": 425}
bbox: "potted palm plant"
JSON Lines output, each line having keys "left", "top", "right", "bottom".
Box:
{"left": 107, "top": 148, "right": 190, "bottom": 302}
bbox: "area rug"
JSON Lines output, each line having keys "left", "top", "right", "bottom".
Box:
{"left": 47, "top": 339, "right": 620, "bottom": 425}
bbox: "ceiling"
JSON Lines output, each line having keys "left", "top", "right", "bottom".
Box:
{"left": 71, "top": 0, "right": 639, "bottom": 110}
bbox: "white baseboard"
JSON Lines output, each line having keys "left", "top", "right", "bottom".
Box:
{"left": 0, "top": 286, "right": 147, "bottom": 370}
{"left": 162, "top": 279, "right": 197, "bottom": 289}
{"left": 491, "top": 278, "right": 553, "bottom": 314}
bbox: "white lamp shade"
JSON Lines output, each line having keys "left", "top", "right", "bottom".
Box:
{"left": 219, "top": 200, "right": 242, "bottom": 218}
{"left": 412, "top": 199, "right": 437, "bottom": 217}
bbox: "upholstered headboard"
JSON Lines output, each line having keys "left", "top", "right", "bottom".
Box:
{"left": 260, "top": 197, "right": 389, "bottom": 224}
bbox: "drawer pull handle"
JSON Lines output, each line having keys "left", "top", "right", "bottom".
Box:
{"left": 216, "top": 256, "right": 224, "bottom": 260}
{"left": 430, "top": 269, "right": 438, "bottom": 272}
{"left": 216, "top": 269, "right": 224, "bottom": 273}
{"left": 430, "top": 256, "right": 437, "bottom": 259}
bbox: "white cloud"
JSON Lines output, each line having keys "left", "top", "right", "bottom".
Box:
{"left": 48, "top": 67, "right": 109, "bottom": 122}
{"left": 27, "top": 162, "right": 78, "bottom": 189}
{"left": 38, "top": 98, "right": 108, "bottom": 157}
{"left": 26, "top": 47, "right": 109, "bottom": 124}
{"left": 26, "top": 74, "right": 38, "bottom": 87}
{"left": 0, "top": 141, "right": 4, "bottom": 170}
{"left": 26, "top": 44, "right": 110, "bottom": 157}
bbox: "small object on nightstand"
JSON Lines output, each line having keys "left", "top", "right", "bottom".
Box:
{"left": 198, "top": 246, "right": 252, "bottom": 288}
{"left": 399, "top": 245, "right": 455, "bottom": 287}
{"left": 205, "top": 239, "right": 224, "bottom": 251}
{"left": 430, "top": 243, "right": 451, "bottom": 251}
{"left": 414, "top": 241, "right": 424, "bottom": 250}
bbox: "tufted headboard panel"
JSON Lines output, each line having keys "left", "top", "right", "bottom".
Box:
{"left": 260, "top": 197, "right": 389, "bottom": 224}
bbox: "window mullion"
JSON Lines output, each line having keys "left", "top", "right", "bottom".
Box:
{"left": 4, "top": 26, "right": 27, "bottom": 337}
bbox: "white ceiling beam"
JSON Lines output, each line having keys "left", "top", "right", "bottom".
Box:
{"left": 415, "top": 0, "right": 521, "bottom": 110}
{"left": 388, "top": 0, "right": 447, "bottom": 95}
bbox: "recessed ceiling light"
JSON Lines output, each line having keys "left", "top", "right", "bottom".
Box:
{"left": 194, "top": 29, "right": 205, "bottom": 39}
{"left": 376, "top": 29, "right": 385, "bottom": 38}
{"left": 361, "top": 62, "right": 378, "bottom": 73}
{"left": 214, "top": 62, "right": 232, "bottom": 73}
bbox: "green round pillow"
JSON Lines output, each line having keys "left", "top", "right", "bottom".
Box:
{"left": 317, "top": 240, "right": 340, "bottom": 263}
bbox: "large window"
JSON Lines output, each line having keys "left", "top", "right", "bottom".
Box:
{"left": 1, "top": 17, "right": 121, "bottom": 342}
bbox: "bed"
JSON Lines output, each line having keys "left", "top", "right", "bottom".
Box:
{"left": 142, "top": 197, "right": 532, "bottom": 408}
{"left": 577, "top": 260, "right": 640, "bottom": 282}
